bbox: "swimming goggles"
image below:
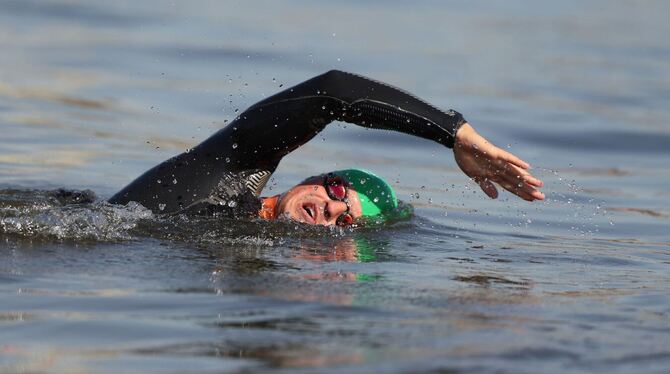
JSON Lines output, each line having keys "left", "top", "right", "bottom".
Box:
{"left": 324, "top": 173, "right": 354, "bottom": 226}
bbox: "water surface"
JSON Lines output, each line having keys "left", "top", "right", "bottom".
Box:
{"left": 1, "top": 1, "right": 670, "bottom": 372}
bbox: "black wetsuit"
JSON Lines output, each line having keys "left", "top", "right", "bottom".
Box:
{"left": 109, "top": 70, "right": 466, "bottom": 216}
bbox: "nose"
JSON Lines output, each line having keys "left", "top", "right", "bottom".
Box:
{"left": 325, "top": 200, "right": 348, "bottom": 222}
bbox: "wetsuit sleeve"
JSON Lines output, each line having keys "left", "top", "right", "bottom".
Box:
{"left": 200, "top": 69, "right": 467, "bottom": 170}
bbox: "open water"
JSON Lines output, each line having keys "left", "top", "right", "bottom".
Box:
{"left": 1, "top": 1, "right": 669, "bottom": 373}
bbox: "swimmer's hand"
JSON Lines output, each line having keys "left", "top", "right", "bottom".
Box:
{"left": 453, "top": 123, "right": 545, "bottom": 201}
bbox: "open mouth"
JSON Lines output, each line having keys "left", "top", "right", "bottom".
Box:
{"left": 302, "top": 203, "right": 316, "bottom": 223}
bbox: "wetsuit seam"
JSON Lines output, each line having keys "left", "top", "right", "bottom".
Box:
{"left": 352, "top": 99, "right": 453, "bottom": 136}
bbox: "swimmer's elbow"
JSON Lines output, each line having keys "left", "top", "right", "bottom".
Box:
{"left": 323, "top": 69, "right": 346, "bottom": 76}
{"left": 319, "top": 69, "right": 349, "bottom": 82}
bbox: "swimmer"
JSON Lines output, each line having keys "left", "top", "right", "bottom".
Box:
{"left": 109, "top": 70, "right": 544, "bottom": 226}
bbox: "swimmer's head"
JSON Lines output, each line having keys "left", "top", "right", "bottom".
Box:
{"left": 269, "top": 169, "right": 399, "bottom": 226}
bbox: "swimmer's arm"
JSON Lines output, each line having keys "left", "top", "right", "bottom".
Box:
{"left": 314, "top": 70, "right": 468, "bottom": 148}
{"left": 453, "top": 123, "right": 545, "bottom": 201}
{"left": 221, "top": 69, "right": 467, "bottom": 169}
{"left": 203, "top": 70, "right": 543, "bottom": 201}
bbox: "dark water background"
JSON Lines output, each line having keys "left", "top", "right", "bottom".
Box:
{"left": 1, "top": 1, "right": 669, "bottom": 372}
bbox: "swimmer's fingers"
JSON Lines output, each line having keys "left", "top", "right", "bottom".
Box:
{"left": 498, "top": 151, "right": 545, "bottom": 191}
{"left": 503, "top": 163, "right": 544, "bottom": 188}
{"left": 499, "top": 165, "right": 545, "bottom": 201}
{"left": 523, "top": 173, "right": 544, "bottom": 188}
{"left": 499, "top": 149, "right": 530, "bottom": 170}
{"left": 497, "top": 178, "right": 538, "bottom": 201}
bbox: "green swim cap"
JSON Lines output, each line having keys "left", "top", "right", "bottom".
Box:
{"left": 331, "top": 169, "right": 398, "bottom": 218}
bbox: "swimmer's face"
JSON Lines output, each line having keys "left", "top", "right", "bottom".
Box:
{"left": 277, "top": 175, "right": 363, "bottom": 226}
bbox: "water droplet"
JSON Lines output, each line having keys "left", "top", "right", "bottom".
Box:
{"left": 227, "top": 200, "right": 237, "bottom": 208}
{"left": 158, "top": 203, "right": 166, "bottom": 211}
{"left": 225, "top": 157, "right": 230, "bottom": 163}
{"left": 232, "top": 143, "right": 238, "bottom": 149}
{"left": 373, "top": 197, "right": 379, "bottom": 203}
{"left": 360, "top": 179, "right": 366, "bottom": 184}
{"left": 157, "top": 179, "right": 162, "bottom": 184}
{"left": 172, "top": 179, "right": 178, "bottom": 184}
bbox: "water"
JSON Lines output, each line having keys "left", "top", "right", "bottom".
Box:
{"left": 1, "top": 0, "right": 670, "bottom": 372}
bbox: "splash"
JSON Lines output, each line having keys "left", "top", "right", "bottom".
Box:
{"left": 0, "top": 189, "right": 153, "bottom": 241}
{"left": 519, "top": 167, "right": 615, "bottom": 237}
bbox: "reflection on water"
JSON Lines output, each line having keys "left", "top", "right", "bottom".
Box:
{"left": 2, "top": 0, "right": 670, "bottom": 372}
{"left": 0, "top": 81, "right": 111, "bottom": 109}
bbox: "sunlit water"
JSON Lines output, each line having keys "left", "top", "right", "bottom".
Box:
{"left": 1, "top": 1, "right": 670, "bottom": 372}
